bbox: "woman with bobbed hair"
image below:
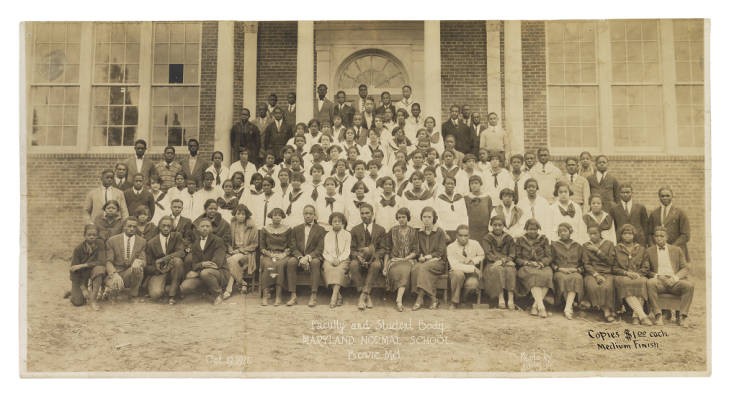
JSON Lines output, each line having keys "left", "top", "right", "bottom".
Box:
{"left": 514, "top": 218, "right": 553, "bottom": 318}
{"left": 383, "top": 207, "right": 419, "bottom": 312}
{"left": 259, "top": 207, "right": 293, "bottom": 306}
{"left": 411, "top": 206, "right": 448, "bottom": 310}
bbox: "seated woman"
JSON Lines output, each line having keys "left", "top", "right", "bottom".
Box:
{"left": 551, "top": 222, "right": 584, "bottom": 320}
{"left": 216, "top": 179, "right": 239, "bottom": 223}
{"left": 93, "top": 199, "right": 123, "bottom": 242}
{"left": 550, "top": 181, "right": 587, "bottom": 243}
{"left": 69, "top": 224, "right": 107, "bottom": 310}
{"left": 411, "top": 207, "right": 448, "bottom": 310}
{"left": 316, "top": 177, "right": 345, "bottom": 232}
{"left": 490, "top": 188, "right": 525, "bottom": 238}
{"left": 583, "top": 195, "right": 616, "bottom": 244}
{"left": 402, "top": 171, "right": 434, "bottom": 230}
{"left": 613, "top": 224, "right": 653, "bottom": 326}
{"left": 582, "top": 225, "right": 618, "bottom": 322}
{"left": 514, "top": 218, "right": 553, "bottom": 318}
{"left": 134, "top": 205, "right": 159, "bottom": 241}
{"left": 192, "top": 199, "right": 232, "bottom": 245}
{"left": 384, "top": 207, "right": 419, "bottom": 312}
{"left": 374, "top": 176, "right": 403, "bottom": 232}
{"left": 433, "top": 175, "right": 468, "bottom": 242}
{"left": 344, "top": 181, "right": 373, "bottom": 229}
{"left": 259, "top": 207, "right": 293, "bottom": 306}
{"left": 224, "top": 204, "right": 258, "bottom": 299}
{"left": 481, "top": 216, "right": 517, "bottom": 310}
{"left": 322, "top": 212, "right": 352, "bottom": 309}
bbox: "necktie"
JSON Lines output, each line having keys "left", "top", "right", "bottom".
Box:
{"left": 125, "top": 236, "right": 131, "bottom": 261}
{"left": 661, "top": 207, "right": 667, "bottom": 225}
{"left": 311, "top": 185, "right": 319, "bottom": 201}
{"left": 325, "top": 197, "right": 335, "bottom": 209}
{"left": 173, "top": 216, "right": 178, "bottom": 230}
{"left": 162, "top": 235, "right": 167, "bottom": 254}
{"left": 289, "top": 105, "right": 293, "bottom": 113}
{"left": 598, "top": 172, "right": 603, "bottom": 184}
{"left": 531, "top": 206, "right": 535, "bottom": 219}
{"left": 201, "top": 238, "right": 206, "bottom": 251}
{"left": 624, "top": 203, "right": 629, "bottom": 214}
{"left": 263, "top": 199, "right": 269, "bottom": 226}
{"left": 513, "top": 179, "right": 519, "bottom": 205}
{"left": 335, "top": 232, "right": 340, "bottom": 257}
{"left": 104, "top": 187, "right": 109, "bottom": 204}
{"left": 570, "top": 174, "right": 574, "bottom": 183}
{"left": 364, "top": 225, "right": 371, "bottom": 245}
{"left": 493, "top": 172, "right": 499, "bottom": 188}
{"left": 304, "top": 224, "right": 310, "bottom": 248}
{"left": 216, "top": 170, "right": 221, "bottom": 185}
{"left": 462, "top": 246, "right": 467, "bottom": 258}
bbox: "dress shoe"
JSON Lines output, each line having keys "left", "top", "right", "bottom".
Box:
{"left": 640, "top": 316, "right": 654, "bottom": 326}
{"left": 530, "top": 304, "right": 538, "bottom": 316}
{"left": 365, "top": 294, "right": 373, "bottom": 309}
{"left": 213, "top": 295, "right": 223, "bottom": 305}
{"left": 308, "top": 295, "right": 317, "bottom": 307}
{"left": 357, "top": 294, "right": 367, "bottom": 310}
{"left": 654, "top": 314, "right": 664, "bottom": 326}
{"left": 222, "top": 291, "right": 231, "bottom": 300}
{"left": 168, "top": 297, "right": 176, "bottom": 305}
{"left": 396, "top": 302, "right": 404, "bottom": 312}
{"left": 564, "top": 309, "right": 573, "bottom": 320}
{"left": 286, "top": 296, "right": 297, "bottom": 306}
{"left": 336, "top": 294, "right": 343, "bottom": 306}
{"left": 90, "top": 301, "right": 100, "bottom": 311}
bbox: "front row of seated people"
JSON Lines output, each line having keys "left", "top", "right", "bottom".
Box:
{"left": 70, "top": 195, "right": 694, "bottom": 327}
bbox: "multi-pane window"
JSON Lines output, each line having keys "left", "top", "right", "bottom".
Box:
{"left": 546, "top": 21, "right": 599, "bottom": 149}
{"left": 30, "top": 23, "right": 81, "bottom": 146}
{"left": 92, "top": 23, "right": 141, "bottom": 146}
{"left": 611, "top": 85, "right": 664, "bottom": 147}
{"left": 610, "top": 20, "right": 661, "bottom": 83}
{"left": 151, "top": 23, "right": 200, "bottom": 146}
{"left": 674, "top": 20, "right": 705, "bottom": 148}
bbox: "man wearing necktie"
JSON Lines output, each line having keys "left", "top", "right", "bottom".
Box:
{"left": 348, "top": 204, "right": 387, "bottom": 310}
{"left": 333, "top": 91, "right": 354, "bottom": 128}
{"left": 179, "top": 218, "right": 228, "bottom": 305}
{"left": 608, "top": 183, "right": 649, "bottom": 246}
{"left": 84, "top": 169, "right": 129, "bottom": 224}
{"left": 288, "top": 205, "right": 327, "bottom": 307}
{"left": 447, "top": 224, "right": 485, "bottom": 309}
{"left": 104, "top": 217, "right": 146, "bottom": 301}
{"left": 647, "top": 186, "right": 691, "bottom": 260}
{"left": 143, "top": 216, "right": 187, "bottom": 305}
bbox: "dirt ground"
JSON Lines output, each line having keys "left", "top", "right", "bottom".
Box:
{"left": 24, "top": 254, "right": 708, "bottom": 376}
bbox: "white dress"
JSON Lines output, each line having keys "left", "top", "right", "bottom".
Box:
{"left": 549, "top": 200, "right": 588, "bottom": 244}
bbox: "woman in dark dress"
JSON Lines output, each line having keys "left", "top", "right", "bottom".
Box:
{"left": 93, "top": 199, "right": 123, "bottom": 242}
{"left": 614, "top": 224, "right": 653, "bottom": 325}
{"left": 134, "top": 205, "right": 158, "bottom": 241}
{"left": 465, "top": 175, "right": 493, "bottom": 242}
{"left": 411, "top": 207, "right": 448, "bottom": 310}
{"left": 514, "top": 218, "right": 553, "bottom": 318}
{"left": 259, "top": 207, "right": 293, "bottom": 306}
{"left": 193, "top": 199, "right": 232, "bottom": 246}
{"left": 384, "top": 207, "right": 419, "bottom": 312}
{"left": 582, "top": 225, "right": 618, "bottom": 322}
{"left": 481, "top": 216, "right": 517, "bottom": 309}
{"left": 551, "top": 222, "right": 584, "bottom": 320}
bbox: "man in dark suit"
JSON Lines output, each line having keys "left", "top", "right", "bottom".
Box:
{"left": 144, "top": 216, "right": 187, "bottom": 304}
{"left": 442, "top": 105, "right": 477, "bottom": 155}
{"left": 609, "top": 183, "right": 649, "bottom": 246}
{"left": 179, "top": 218, "right": 228, "bottom": 305}
{"left": 647, "top": 186, "right": 691, "bottom": 260}
{"left": 332, "top": 90, "right": 355, "bottom": 128}
{"left": 104, "top": 217, "right": 147, "bottom": 299}
{"left": 353, "top": 84, "right": 368, "bottom": 114}
{"left": 351, "top": 113, "right": 368, "bottom": 146}
{"left": 314, "top": 84, "right": 335, "bottom": 125}
{"left": 169, "top": 198, "right": 195, "bottom": 246}
{"left": 181, "top": 139, "right": 210, "bottom": 187}
{"left": 125, "top": 139, "right": 156, "bottom": 185}
{"left": 470, "top": 112, "right": 486, "bottom": 143}
{"left": 124, "top": 173, "right": 156, "bottom": 220}
{"left": 361, "top": 97, "right": 376, "bottom": 130}
{"left": 230, "top": 108, "right": 262, "bottom": 166}
{"left": 114, "top": 163, "right": 133, "bottom": 191}
{"left": 375, "top": 91, "right": 396, "bottom": 118}
{"left": 348, "top": 203, "right": 387, "bottom": 310}
{"left": 586, "top": 155, "right": 621, "bottom": 209}
{"left": 262, "top": 107, "right": 294, "bottom": 164}
{"left": 288, "top": 205, "right": 327, "bottom": 307}
{"left": 644, "top": 226, "right": 694, "bottom": 327}
{"left": 282, "top": 92, "right": 297, "bottom": 127}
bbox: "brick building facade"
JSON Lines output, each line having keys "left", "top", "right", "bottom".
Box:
{"left": 24, "top": 20, "right": 707, "bottom": 267}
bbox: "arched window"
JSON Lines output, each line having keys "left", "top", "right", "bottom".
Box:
{"left": 335, "top": 49, "right": 409, "bottom": 97}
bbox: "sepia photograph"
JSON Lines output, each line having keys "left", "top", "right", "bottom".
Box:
{"left": 19, "top": 15, "right": 710, "bottom": 377}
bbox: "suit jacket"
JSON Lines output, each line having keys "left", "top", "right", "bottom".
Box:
{"left": 282, "top": 104, "right": 297, "bottom": 127}
{"left": 189, "top": 234, "right": 227, "bottom": 270}
{"left": 105, "top": 233, "right": 147, "bottom": 273}
{"left": 145, "top": 231, "right": 186, "bottom": 267}
{"left": 171, "top": 216, "right": 195, "bottom": 246}
{"left": 361, "top": 112, "right": 375, "bottom": 130}
{"left": 84, "top": 186, "right": 129, "bottom": 224}
{"left": 290, "top": 222, "right": 326, "bottom": 260}
{"left": 115, "top": 178, "right": 133, "bottom": 191}
{"left": 125, "top": 156, "right": 156, "bottom": 183}
{"left": 471, "top": 124, "right": 487, "bottom": 142}
{"left": 332, "top": 103, "right": 355, "bottom": 127}
{"left": 587, "top": 172, "right": 621, "bottom": 208}
{"left": 643, "top": 244, "right": 689, "bottom": 279}
{"left": 647, "top": 206, "right": 690, "bottom": 259}
{"left": 314, "top": 98, "right": 335, "bottom": 125}
{"left": 262, "top": 121, "right": 294, "bottom": 161}
{"left": 609, "top": 202, "right": 649, "bottom": 246}
{"left": 442, "top": 119, "right": 477, "bottom": 155}
{"left": 124, "top": 187, "right": 156, "bottom": 218}
{"left": 180, "top": 155, "right": 211, "bottom": 187}
{"left": 375, "top": 104, "right": 397, "bottom": 118}
{"left": 229, "top": 120, "right": 262, "bottom": 163}
{"left": 349, "top": 222, "right": 387, "bottom": 261}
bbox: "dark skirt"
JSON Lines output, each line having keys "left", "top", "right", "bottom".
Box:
{"left": 517, "top": 266, "right": 554, "bottom": 296}
{"left": 261, "top": 256, "right": 287, "bottom": 290}
{"left": 614, "top": 275, "right": 648, "bottom": 300}
{"left": 410, "top": 258, "right": 446, "bottom": 296}
{"left": 482, "top": 263, "right": 517, "bottom": 298}
{"left": 386, "top": 259, "right": 414, "bottom": 291}
{"left": 323, "top": 260, "right": 349, "bottom": 287}
{"left": 584, "top": 274, "right": 616, "bottom": 310}
{"left": 553, "top": 272, "right": 584, "bottom": 304}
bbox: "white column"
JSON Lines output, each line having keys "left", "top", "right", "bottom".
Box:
{"left": 423, "top": 20, "right": 442, "bottom": 124}
{"left": 296, "top": 21, "right": 315, "bottom": 124}
{"left": 242, "top": 22, "right": 258, "bottom": 116}
{"left": 214, "top": 21, "right": 235, "bottom": 165}
{"left": 504, "top": 20, "right": 525, "bottom": 154}
{"left": 486, "top": 21, "right": 502, "bottom": 116}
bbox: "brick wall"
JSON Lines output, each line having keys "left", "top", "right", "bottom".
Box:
{"left": 256, "top": 21, "right": 298, "bottom": 108}
{"left": 440, "top": 21, "right": 488, "bottom": 123}
{"left": 521, "top": 21, "right": 547, "bottom": 151}
{"left": 233, "top": 22, "right": 245, "bottom": 124}
{"left": 499, "top": 21, "right": 506, "bottom": 121}
{"left": 199, "top": 21, "right": 218, "bottom": 159}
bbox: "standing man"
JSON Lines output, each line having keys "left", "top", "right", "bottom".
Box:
{"left": 104, "top": 216, "right": 146, "bottom": 300}
{"left": 362, "top": 97, "right": 376, "bottom": 130}
{"left": 267, "top": 93, "right": 279, "bottom": 116}
{"left": 314, "top": 84, "right": 335, "bottom": 125}
{"left": 560, "top": 157, "right": 591, "bottom": 211}
{"left": 395, "top": 85, "right": 416, "bottom": 116}
{"left": 154, "top": 146, "right": 184, "bottom": 192}
{"left": 644, "top": 226, "right": 694, "bottom": 327}
{"left": 125, "top": 139, "right": 156, "bottom": 184}
{"left": 375, "top": 91, "right": 396, "bottom": 118}
{"left": 230, "top": 107, "right": 262, "bottom": 165}
{"left": 181, "top": 138, "right": 210, "bottom": 188}
{"left": 348, "top": 203, "right": 387, "bottom": 310}
{"left": 647, "top": 186, "right": 691, "bottom": 260}
{"left": 262, "top": 107, "right": 294, "bottom": 163}
{"left": 288, "top": 205, "right": 327, "bottom": 307}
{"left": 470, "top": 112, "right": 486, "bottom": 150}
{"left": 354, "top": 84, "right": 368, "bottom": 114}
{"left": 587, "top": 155, "right": 621, "bottom": 209}
{"left": 609, "top": 183, "right": 649, "bottom": 246}
{"left": 460, "top": 105, "right": 473, "bottom": 127}
{"left": 532, "top": 147, "right": 562, "bottom": 203}
{"left": 480, "top": 112, "right": 511, "bottom": 160}
{"left": 179, "top": 218, "right": 228, "bottom": 305}
{"left": 442, "top": 105, "right": 476, "bottom": 155}
{"left": 332, "top": 90, "right": 354, "bottom": 128}
{"left": 283, "top": 92, "right": 297, "bottom": 127}
{"left": 447, "top": 224, "right": 484, "bottom": 309}
{"left": 405, "top": 103, "right": 423, "bottom": 142}
{"left": 124, "top": 173, "right": 156, "bottom": 219}
{"left": 84, "top": 169, "right": 129, "bottom": 224}
{"left": 351, "top": 113, "right": 368, "bottom": 146}
{"left": 253, "top": 103, "right": 272, "bottom": 134}
{"left": 114, "top": 162, "right": 133, "bottom": 191}
{"left": 144, "top": 216, "right": 187, "bottom": 305}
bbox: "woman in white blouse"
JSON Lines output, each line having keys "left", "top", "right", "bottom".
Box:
{"left": 322, "top": 212, "right": 351, "bottom": 309}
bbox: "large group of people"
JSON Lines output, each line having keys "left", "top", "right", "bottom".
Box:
{"left": 69, "top": 83, "right": 695, "bottom": 328}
